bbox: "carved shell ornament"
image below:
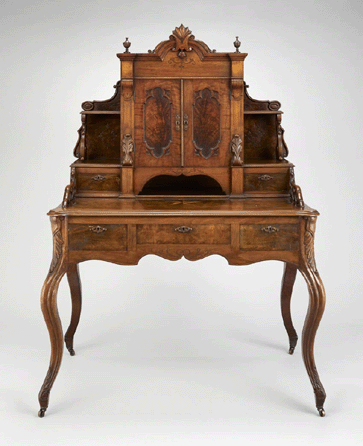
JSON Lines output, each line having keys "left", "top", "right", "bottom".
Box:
{"left": 149, "top": 25, "right": 215, "bottom": 60}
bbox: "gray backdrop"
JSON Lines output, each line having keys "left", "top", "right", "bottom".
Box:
{"left": 1, "top": 0, "right": 362, "bottom": 444}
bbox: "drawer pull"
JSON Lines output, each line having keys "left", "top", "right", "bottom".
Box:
{"left": 89, "top": 225, "right": 107, "bottom": 234}
{"left": 258, "top": 175, "right": 273, "bottom": 181}
{"left": 174, "top": 226, "right": 193, "bottom": 233}
{"left": 261, "top": 226, "right": 279, "bottom": 233}
{"left": 92, "top": 175, "right": 105, "bottom": 181}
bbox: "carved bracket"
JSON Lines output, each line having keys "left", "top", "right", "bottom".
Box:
{"left": 289, "top": 167, "right": 304, "bottom": 208}
{"left": 230, "top": 134, "right": 243, "bottom": 166}
{"left": 276, "top": 114, "right": 289, "bottom": 160}
{"left": 73, "top": 114, "right": 87, "bottom": 160}
{"left": 48, "top": 217, "right": 65, "bottom": 275}
{"left": 62, "top": 167, "right": 76, "bottom": 209}
{"left": 304, "top": 217, "right": 318, "bottom": 274}
{"left": 122, "top": 134, "right": 134, "bottom": 166}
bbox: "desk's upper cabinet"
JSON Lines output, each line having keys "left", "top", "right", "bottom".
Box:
{"left": 70, "top": 25, "right": 293, "bottom": 199}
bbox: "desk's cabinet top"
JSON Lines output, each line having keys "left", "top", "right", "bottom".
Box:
{"left": 67, "top": 25, "right": 302, "bottom": 205}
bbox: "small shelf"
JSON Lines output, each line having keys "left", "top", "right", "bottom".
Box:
{"left": 80, "top": 111, "right": 120, "bottom": 114}
{"left": 244, "top": 159, "right": 293, "bottom": 167}
{"left": 71, "top": 159, "right": 121, "bottom": 167}
{"left": 244, "top": 110, "right": 283, "bottom": 114}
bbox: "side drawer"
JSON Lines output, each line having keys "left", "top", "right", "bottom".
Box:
{"left": 76, "top": 168, "right": 120, "bottom": 193}
{"left": 137, "top": 224, "right": 231, "bottom": 245}
{"left": 240, "top": 222, "right": 299, "bottom": 251}
{"left": 68, "top": 224, "right": 127, "bottom": 251}
{"left": 244, "top": 168, "right": 289, "bottom": 193}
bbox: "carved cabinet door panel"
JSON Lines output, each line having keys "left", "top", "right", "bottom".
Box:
{"left": 183, "top": 79, "right": 230, "bottom": 167}
{"left": 134, "top": 80, "right": 181, "bottom": 167}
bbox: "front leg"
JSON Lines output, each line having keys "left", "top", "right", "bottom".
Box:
{"left": 300, "top": 217, "right": 326, "bottom": 417}
{"left": 64, "top": 263, "right": 82, "bottom": 356}
{"left": 281, "top": 262, "right": 298, "bottom": 354}
{"left": 38, "top": 216, "right": 67, "bottom": 418}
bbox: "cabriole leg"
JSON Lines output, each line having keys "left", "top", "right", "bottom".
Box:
{"left": 281, "top": 262, "right": 298, "bottom": 354}
{"left": 300, "top": 217, "right": 326, "bottom": 417}
{"left": 38, "top": 217, "right": 67, "bottom": 418}
{"left": 64, "top": 263, "right": 82, "bottom": 356}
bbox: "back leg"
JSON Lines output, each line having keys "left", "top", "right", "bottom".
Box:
{"left": 281, "top": 262, "right": 298, "bottom": 354}
{"left": 64, "top": 263, "right": 82, "bottom": 356}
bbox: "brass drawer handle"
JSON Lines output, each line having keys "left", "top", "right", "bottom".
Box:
{"left": 258, "top": 175, "right": 273, "bottom": 181}
{"left": 174, "top": 226, "right": 193, "bottom": 233}
{"left": 176, "top": 115, "right": 181, "bottom": 131}
{"left": 92, "top": 175, "right": 105, "bottom": 181}
{"left": 261, "top": 226, "right": 279, "bottom": 233}
{"left": 89, "top": 225, "right": 107, "bottom": 234}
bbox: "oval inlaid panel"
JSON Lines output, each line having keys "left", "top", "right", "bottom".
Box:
{"left": 193, "top": 88, "right": 221, "bottom": 159}
{"left": 144, "top": 87, "right": 172, "bottom": 158}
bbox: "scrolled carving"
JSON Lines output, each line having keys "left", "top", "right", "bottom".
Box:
{"left": 81, "top": 101, "right": 94, "bottom": 111}
{"left": 230, "top": 134, "right": 243, "bottom": 166}
{"left": 268, "top": 101, "right": 281, "bottom": 111}
{"left": 276, "top": 114, "right": 289, "bottom": 160}
{"left": 289, "top": 167, "right": 305, "bottom": 209}
{"left": 122, "top": 134, "right": 134, "bottom": 166}
{"left": 304, "top": 217, "right": 318, "bottom": 274}
{"left": 48, "top": 217, "right": 64, "bottom": 275}
{"left": 73, "top": 114, "right": 87, "bottom": 160}
{"left": 62, "top": 167, "right": 76, "bottom": 209}
{"left": 151, "top": 24, "right": 212, "bottom": 61}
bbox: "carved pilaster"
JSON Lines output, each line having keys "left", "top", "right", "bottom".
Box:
{"left": 121, "top": 134, "right": 134, "bottom": 166}
{"left": 230, "top": 134, "right": 243, "bottom": 166}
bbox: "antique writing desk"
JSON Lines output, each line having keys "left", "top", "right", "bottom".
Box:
{"left": 39, "top": 26, "right": 326, "bottom": 417}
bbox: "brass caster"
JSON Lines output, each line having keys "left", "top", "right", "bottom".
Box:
{"left": 318, "top": 408, "right": 325, "bottom": 417}
{"left": 289, "top": 346, "right": 295, "bottom": 355}
{"left": 38, "top": 408, "right": 47, "bottom": 418}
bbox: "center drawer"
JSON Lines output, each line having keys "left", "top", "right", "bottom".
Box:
{"left": 136, "top": 224, "right": 231, "bottom": 245}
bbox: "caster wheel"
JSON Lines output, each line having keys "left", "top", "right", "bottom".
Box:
{"left": 38, "top": 408, "right": 46, "bottom": 418}
{"left": 289, "top": 347, "right": 295, "bottom": 355}
{"left": 318, "top": 408, "right": 325, "bottom": 417}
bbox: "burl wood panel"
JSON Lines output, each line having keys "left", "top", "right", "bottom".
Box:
{"left": 240, "top": 223, "right": 299, "bottom": 251}
{"left": 85, "top": 115, "right": 120, "bottom": 161}
{"left": 244, "top": 114, "right": 278, "bottom": 161}
{"left": 136, "top": 223, "right": 231, "bottom": 244}
{"left": 68, "top": 224, "right": 127, "bottom": 251}
{"left": 184, "top": 79, "right": 230, "bottom": 167}
{"left": 134, "top": 79, "right": 181, "bottom": 167}
{"left": 244, "top": 169, "right": 289, "bottom": 193}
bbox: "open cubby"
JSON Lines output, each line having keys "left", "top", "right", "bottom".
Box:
{"left": 139, "top": 174, "right": 226, "bottom": 195}
{"left": 85, "top": 114, "right": 120, "bottom": 161}
{"left": 244, "top": 114, "right": 278, "bottom": 161}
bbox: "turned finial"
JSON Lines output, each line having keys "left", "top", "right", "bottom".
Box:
{"left": 234, "top": 36, "right": 241, "bottom": 53}
{"left": 123, "top": 37, "right": 131, "bottom": 53}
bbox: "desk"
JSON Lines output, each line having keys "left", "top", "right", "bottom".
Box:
{"left": 38, "top": 26, "right": 326, "bottom": 417}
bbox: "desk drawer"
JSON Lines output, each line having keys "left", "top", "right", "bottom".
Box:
{"left": 69, "top": 224, "right": 127, "bottom": 251}
{"left": 244, "top": 169, "right": 289, "bottom": 193}
{"left": 240, "top": 222, "right": 299, "bottom": 251}
{"left": 136, "top": 224, "right": 231, "bottom": 245}
{"left": 76, "top": 170, "right": 120, "bottom": 192}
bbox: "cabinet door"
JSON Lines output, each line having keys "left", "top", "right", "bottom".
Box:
{"left": 134, "top": 80, "right": 181, "bottom": 167}
{"left": 183, "top": 79, "right": 231, "bottom": 167}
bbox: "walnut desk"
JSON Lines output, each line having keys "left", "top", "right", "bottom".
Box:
{"left": 38, "top": 26, "right": 326, "bottom": 418}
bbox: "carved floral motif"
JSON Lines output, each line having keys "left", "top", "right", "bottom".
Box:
{"left": 230, "top": 134, "right": 243, "bottom": 166}
{"left": 122, "top": 134, "right": 134, "bottom": 166}
{"left": 304, "top": 217, "right": 318, "bottom": 274}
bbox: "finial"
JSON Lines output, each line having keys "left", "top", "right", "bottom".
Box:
{"left": 123, "top": 37, "right": 131, "bottom": 53}
{"left": 234, "top": 36, "right": 241, "bottom": 53}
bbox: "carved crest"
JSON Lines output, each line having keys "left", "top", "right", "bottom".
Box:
{"left": 122, "top": 134, "right": 134, "bottom": 166}
{"left": 150, "top": 25, "right": 213, "bottom": 60}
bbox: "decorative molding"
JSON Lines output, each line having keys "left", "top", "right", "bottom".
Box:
{"left": 193, "top": 88, "right": 221, "bottom": 159}
{"left": 259, "top": 174, "right": 273, "bottom": 181}
{"left": 121, "top": 134, "right": 134, "bottom": 166}
{"left": 144, "top": 87, "right": 172, "bottom": 158}
{"left": 174, "top": 226, "right": 193, "bottom": 233}
{"left": 276, "top": 114, "right": 289, "bottom": 160}
{"left": 261, "top": 226, "right": 279, "bottom": 233}
{"left": 230, "top": 134, "right": 243, "bottom": 166}
{"left": 80, "top": 81, "right": 121, "bottom": 112}
{"left": 89, "top": 226, "right": 107, "bottom": 234}
{"left": 304, "top": 217, "right": 318, "bottom": 274}
{"left": 149, "top": 24, "right": 214, "bottom": 61}
{"left": 81, "top": 101, "right": 94, "bottom": 111}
